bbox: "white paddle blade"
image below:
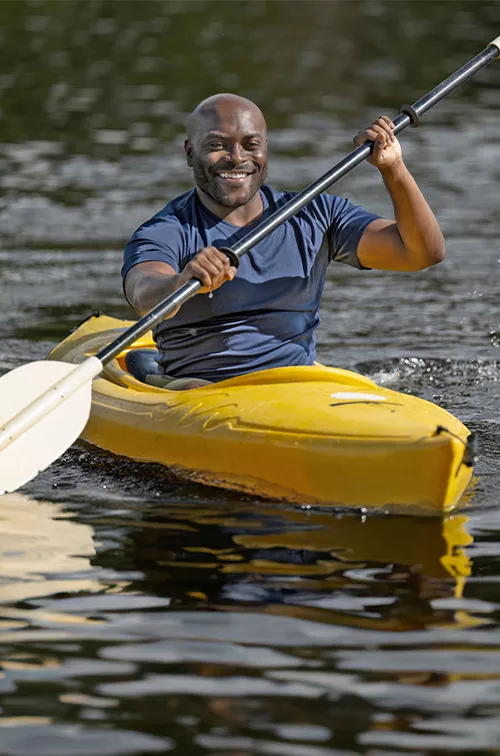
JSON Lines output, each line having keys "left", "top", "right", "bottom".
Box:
{"left": 0, "top": 359, "right": 100, "bottom": 494}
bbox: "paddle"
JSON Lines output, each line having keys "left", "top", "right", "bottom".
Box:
{"left": 1, "top": 37, "right": 499, "bottom": 495}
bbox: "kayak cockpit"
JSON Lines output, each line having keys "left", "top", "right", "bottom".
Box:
{"left": 120, "top": 345, "right": 380, "bottom": 391}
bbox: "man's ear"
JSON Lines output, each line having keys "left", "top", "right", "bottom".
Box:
{"left": 184, "top": 139, "right": 193, "bottom": 167}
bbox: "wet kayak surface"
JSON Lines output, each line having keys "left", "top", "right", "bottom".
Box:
{"left": 1, "top": 2, "right": 500, "bottom": 754}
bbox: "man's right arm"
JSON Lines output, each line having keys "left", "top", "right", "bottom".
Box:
{"left": 124, "top": 247, "right": 237, "bottom": 318}
{"left": 124, "top": 260, "right": 187, "bottom": 318}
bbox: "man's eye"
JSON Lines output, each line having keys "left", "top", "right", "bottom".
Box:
{"left": 208, "top": 143, "right": 224, "bottom": 150}
{"left": 247, "top": 141, "right": 260, "bottom": 150}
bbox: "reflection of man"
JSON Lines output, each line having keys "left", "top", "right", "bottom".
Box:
{"left": 122, "top": 93, "right": 445, "bottom": 389}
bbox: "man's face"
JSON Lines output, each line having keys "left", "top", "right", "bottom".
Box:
{"left": 185, "top": 106, "right": 268, "bottom": 208}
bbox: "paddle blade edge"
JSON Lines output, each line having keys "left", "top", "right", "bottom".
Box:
{"left": 0, "top": 361, "right": 95, "bottom": 494}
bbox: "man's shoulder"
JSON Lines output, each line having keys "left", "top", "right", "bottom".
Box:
{"left": 150, "top": 188, "right": 197, "bottom": 225}
{"left": 129, "top": 189, "right": 197, "bottom": 244}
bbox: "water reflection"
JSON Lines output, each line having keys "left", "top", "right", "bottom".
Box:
{"left": 1, "top": 483, "right": 500, "bottom": 753}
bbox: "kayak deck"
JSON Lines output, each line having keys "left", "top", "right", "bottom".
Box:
{"left": 48, "top": 314, "right": 475, "bottom": 514}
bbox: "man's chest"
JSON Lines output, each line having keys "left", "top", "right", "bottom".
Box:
{"left": 187, "top": 220, "right": 329, "bottom": 281}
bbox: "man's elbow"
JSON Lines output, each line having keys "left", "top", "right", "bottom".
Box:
{"left": 412, "top": 238, "right": 446, "bottom": 271}
{"left": 430, "top": 236, "right": 446, "bottom": 265}
{"left": 124, "top": 283, "right": 150, "bottom": 318}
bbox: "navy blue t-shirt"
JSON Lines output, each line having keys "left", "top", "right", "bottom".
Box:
{"left": 122, "top": 184, "right": 379, "bottom": 382}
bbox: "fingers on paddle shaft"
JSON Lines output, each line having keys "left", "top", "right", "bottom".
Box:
{"left": 354, "top": 116, "right": 396, "bottom": 150}
{"left": 0, "top": 361, "right": 93, "bottom": 494}
{"left": 186, "top": 246, "right": 237, "bottom": 293}
{"left": 352, "top": 116, "right": 401, "bottom": 168}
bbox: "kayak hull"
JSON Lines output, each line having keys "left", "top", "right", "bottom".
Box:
{"left": 48, "top": 315, "right": 474, "bottom": 514}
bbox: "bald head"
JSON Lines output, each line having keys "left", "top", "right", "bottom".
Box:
{"left": 186, "top": 93, "right": 267, "bottom": 141}
{"left": 184, "top": 93, "right": 268, "bottom": 213}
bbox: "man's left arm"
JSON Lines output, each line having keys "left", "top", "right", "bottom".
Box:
{"left": 355, "top": 116, "right": 445, "bottom": 272}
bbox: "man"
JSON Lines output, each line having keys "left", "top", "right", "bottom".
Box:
{"left": 122, "top": 93, "right": 445, "bottom": 389}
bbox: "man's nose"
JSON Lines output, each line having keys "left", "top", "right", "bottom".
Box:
{"left": 228, "top": 142, "right": 245, "bottom": 162}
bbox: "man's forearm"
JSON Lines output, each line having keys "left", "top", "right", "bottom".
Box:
{"left": 380, "top": 160, "right": 445, "bottom": 267}
{"left": 129, "top": 272, "right": 189, "bottom": 318}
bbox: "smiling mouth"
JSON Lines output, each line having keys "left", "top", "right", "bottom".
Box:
{"left": 216, "top": 172, "right": 253, "bottom": 181}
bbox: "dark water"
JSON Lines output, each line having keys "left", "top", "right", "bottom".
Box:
{"left": 1, "top": 1, "right": 500, "bottom": 753}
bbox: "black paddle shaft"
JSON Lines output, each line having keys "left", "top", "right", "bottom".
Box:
{"left": 97, "top": 39, "right": 499, "bottom": 365}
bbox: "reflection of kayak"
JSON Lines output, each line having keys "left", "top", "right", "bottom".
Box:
{"left": 162, "top": 500, "right": 473, "bottom": 582}
{"left": 48, "top": 314, "right": 474, "bottom": 514}
{"left": 228, "top": 510, "right": 481, "bottom": 633}
{"left": 134, "top": 500, "right": 479, "bottom": 631}
{"left": 231, "top": 508, "right": 473, "bottom": 584}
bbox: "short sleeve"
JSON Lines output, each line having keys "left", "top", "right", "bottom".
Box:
{"left": 121, "top": 215, "right": 185, "bottom": 283}
{"left": 328, "top": 196, "right": 381, "bottom": 269}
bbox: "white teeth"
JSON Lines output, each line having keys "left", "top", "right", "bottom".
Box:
{"left": 218, "top": 173, "right": 248, "bottom": 179}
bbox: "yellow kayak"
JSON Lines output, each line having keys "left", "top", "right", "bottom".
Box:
{"left": 48, "top": 314, "right": 475, "bottom": 514}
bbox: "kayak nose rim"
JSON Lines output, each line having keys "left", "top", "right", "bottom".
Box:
{"left": 462, "top": 432, "right": 477, "bottom": 468}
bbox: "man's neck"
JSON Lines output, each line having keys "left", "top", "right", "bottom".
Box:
{"left": 195, "top": 187, "right": 264, "bottom": 227}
